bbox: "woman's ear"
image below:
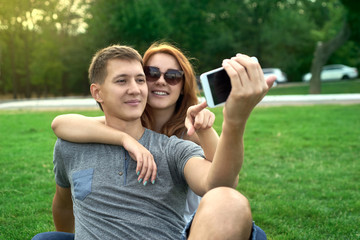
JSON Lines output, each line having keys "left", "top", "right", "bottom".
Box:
{"left": 90, "top": 83, "right": 103, "bottom": 103}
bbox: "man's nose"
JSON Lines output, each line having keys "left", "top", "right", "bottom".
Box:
{"left": 128, "top": 80, "right": 141, "bottom": 94}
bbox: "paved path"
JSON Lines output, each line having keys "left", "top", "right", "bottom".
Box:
{"left": 0, "top": 94, "right": 360, "bottom": 110}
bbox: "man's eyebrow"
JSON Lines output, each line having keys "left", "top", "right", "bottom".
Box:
{"left": 113, "top": 73, "right": 145, "bottom": 79}
{"left": 113, "top": 74, "right": 127, "bottom": 79}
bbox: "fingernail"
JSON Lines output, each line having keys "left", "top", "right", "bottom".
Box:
{"left": 152, "top": 180, "right": 155, "bottom": 185}
{"left": 137, "top": 171, "right": 140, "bottom": 176}
{"left": 138, "top": 178, "right": 143, "bottom": 183}
{"left": 143, "top": 181, "right": 148, "bottom": 186}
{"left": 251, "top": 56, "right": 258, "bottom": 63}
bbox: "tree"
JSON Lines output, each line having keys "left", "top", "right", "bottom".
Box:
{"left": 309, "top": 20, "right": 350, "bottom": 94}
{"left": 308, "top": 0, "right": 350, "bottom": 94}
{"left": 84, "top": 0, "right": 171, "bottom": 53}
{"left": 260, "top": 1, "right": 316, "bottom": 82}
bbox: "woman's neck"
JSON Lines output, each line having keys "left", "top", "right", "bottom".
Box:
{"left": 151, "top": 106, "right": 176, "bottom": 133}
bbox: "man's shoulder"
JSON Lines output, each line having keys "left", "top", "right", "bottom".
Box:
{"left": 142, "top": 128, "right": 169, "bottom": 141}
{"left": 55, "top": 138, "right": 88, "bottom": 147}
{"left": 55, "top": 138, "right": 105, "bottom": 153}
{"left": 56, "top": 138, "right": 105, "bottom": 146}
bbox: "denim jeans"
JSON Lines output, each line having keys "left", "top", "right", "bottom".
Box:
{"left": 181, "top": 211, "right": 267, "bottom": 240}
{"left": 33, "top": 222, "right": 266, "bottom": 240}
{"left": 31, "top": 232, "right": 74, "bottom": 240}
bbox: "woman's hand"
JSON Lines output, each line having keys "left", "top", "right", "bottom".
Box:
{"left": 122, "top": 134, "right": 157, "bottom": 185}
{"left": 185, "top": 101, "right": 215, "bottom": 136}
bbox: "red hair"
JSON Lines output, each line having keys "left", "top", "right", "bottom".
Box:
{"left": 141, "top": 42, "right": 199, "bottom": 137}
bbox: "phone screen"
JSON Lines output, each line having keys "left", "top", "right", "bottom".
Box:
{"left": 205, "top": 68, "right": 231, "bottom": 106}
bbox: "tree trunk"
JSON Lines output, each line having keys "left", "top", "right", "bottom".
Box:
{"left": 309, "top": 20, "right": 351, "bottom": 94}
{"left": 62, "top": 72, "right": 68, "bottom": 96}
{"left": 9, "top": 33, "right": 18, "bottom": 99}
{"left": 0, "top": 45, "right": 2, "bottom": 94}
{"left": 23, "top": 32, "right": 32, "bottom": 98}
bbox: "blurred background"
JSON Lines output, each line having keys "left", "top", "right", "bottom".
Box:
{"left": 0, "top": 0, "right": 359, "bottom": 99}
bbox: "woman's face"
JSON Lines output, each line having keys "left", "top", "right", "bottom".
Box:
{"left": 145, "top": 53, "right": 184, "bottom": 112}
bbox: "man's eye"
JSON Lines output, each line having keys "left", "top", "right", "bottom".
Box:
{"left": 116, "top": 79, "right": 125, "bottom": 83}
{"left": 137, "top": 78, "right": 145, "bottom": 83}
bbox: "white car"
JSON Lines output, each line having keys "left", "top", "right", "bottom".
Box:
{"left": 262, "top": 68, "right": 288, "bottom": 85}
{"left": 302, "top": 64, "right": 358, "bottom": 82}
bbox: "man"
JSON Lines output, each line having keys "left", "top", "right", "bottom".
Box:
{"left": 33, "top": 45, "right": 274, "bottom": 239}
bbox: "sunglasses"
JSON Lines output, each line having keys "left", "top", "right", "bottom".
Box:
{"left": 144, "top": 66, "right": 184, "bottom": 85}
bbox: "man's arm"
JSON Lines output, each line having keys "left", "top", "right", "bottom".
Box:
{"left": 52, "top": 184, "right": 74, "bottom": 233}
{"left": 185, "top": 54, "right": 276, "bottom": 196}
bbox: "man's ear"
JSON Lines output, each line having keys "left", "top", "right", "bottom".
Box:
{"left": 90, "top": 83, "right": 103, "bottom": 103}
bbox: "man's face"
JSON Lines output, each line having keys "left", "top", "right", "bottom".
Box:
{"left": 96, "top": 59, "right": 148, "bottom": 121}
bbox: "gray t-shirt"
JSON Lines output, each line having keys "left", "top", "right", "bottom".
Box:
{"left": 53, "top": 128, "right": 204, "bottom": 239}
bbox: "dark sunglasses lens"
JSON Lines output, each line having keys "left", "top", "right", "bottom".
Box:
{"left": 164, "top": 70, "right": 183, "bottom": 85}
{"left": 144, "top": 66, "right": 161, "bottom": 81}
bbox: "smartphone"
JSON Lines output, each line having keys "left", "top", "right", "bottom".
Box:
{"left": 200, "top": 57, "right": 258, "bottom": 108}
{"left": 200, "top": 67, "right": 231, "bottom": 108}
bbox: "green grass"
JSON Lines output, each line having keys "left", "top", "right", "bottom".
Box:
{"left": 1, "top": 105, "right": 360, "bottom": 239}
{"left": 198, "top": 79, "right": 360, "bottom": 97}
{"left": 267, "top": 79, "right": 360, "bottom": 95}
{"left": 212, "top": 105, "right": 360, "bottom": 239}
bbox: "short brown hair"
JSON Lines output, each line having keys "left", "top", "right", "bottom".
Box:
{"left": 88, "top": 45, "right": 143, "bottom": 84}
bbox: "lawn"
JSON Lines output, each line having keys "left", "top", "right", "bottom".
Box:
{"left": 267, "top": 79, "right": 360, "bottom": 95}
{"left": 0, "top": 104, "right": 359, "bottom": 239}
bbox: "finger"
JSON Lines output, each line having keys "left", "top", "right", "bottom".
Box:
{"left": 200, "top": 112, "right": 211, "bottom": 129}
{"left": 150, "top": 158, "right": 157, "bottom": 185}
{"left": 205, "top": 110, "right": 215, "bottom": 128}
{"left": 265, "top": 75, "right": 277, "bottom": 89}
{"left": 185, "top": 116, "right": 196, "bottom": 136}
{"left": 137, "top": 157, "right": 148, "bottom": 184}
{"left": 202, "top": 114, "right": 210, "bottom": 129}
{"left": 187, "top": 125, "right": 196, "bottom": 136}
{"left": 232, "top": 54, "right": 268, "bottom": 99}
{"left": 193, "top": 111, "right": 205, "bottom": 130}
{"left": 235, "top": 54, "right": 263, "bottom": 84}
{"left": 222, "top": 59, "right": 246, "bottom": 90}
{"left": 142, "top": 156, "right": 153, "bottom": 186}
{"left": 204, "top": 111, "right": 215, "bottom": 129}
{"left": 208, "top": 112, "right": 215, "bottom": 127}
{"left": 136, "top": 157, "right": 143, "bottom": 177}
{"left": 188, "top": 101, "right": 208, "bottom": 117}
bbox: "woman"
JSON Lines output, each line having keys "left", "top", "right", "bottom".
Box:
{"left": 51, "top": 42, "right": 219, "bottom": 221}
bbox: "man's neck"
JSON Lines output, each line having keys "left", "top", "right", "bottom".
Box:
{"left": 104, "top": 115, "right": 145, "bottom": 140}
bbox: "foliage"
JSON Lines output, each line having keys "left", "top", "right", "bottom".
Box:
{"left": 0, "top": 0, "right": 88, "bottom": 98}
{"left": 0, "top": 0, "right": 359, "bottom": 98}
{"left": 1, "top": 105, "right": 359, "bottom": 239}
